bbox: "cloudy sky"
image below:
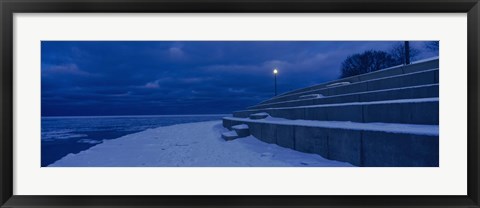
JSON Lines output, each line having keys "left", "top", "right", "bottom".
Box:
{"left": 41, "top": 41, "right": 438, "bottom": 116}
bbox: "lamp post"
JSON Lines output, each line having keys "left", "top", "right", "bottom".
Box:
{"left": 273, "top": 68, "right": 278, "bottom": 96}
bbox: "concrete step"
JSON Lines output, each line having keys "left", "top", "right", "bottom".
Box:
{"left": 221, "top": 131, "right": 239, "bottom": 141}
{"left": 222, "top": 116, "right": 439, "bottom": 167}
{"left": 247, "top": 84, "right": 438, "bottom": 110}
{"left": 269, "top": 57, "right": 438, "bottom": 100}
{"left": 235, "top": 98, "right": 438, "bottom": 125}
{"left": 255, "top": 68, "right": 438, "bottom": 107}
{"left": 232, "top": 124, "right": 250, "bottom": 137}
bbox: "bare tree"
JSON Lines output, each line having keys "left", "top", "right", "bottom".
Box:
{"left": 425, "top": 41, "right": 439, "bottom": 52}
{"left": 340, "top": 50, "right": 397, "bottom": 78}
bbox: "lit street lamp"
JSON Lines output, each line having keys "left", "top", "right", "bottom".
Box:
{"left": 273, "top": 68, "right": 278, "bottom": 96}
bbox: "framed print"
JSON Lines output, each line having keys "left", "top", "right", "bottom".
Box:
{"left": 1, "top": 0, "right": 479, "bottom": 207}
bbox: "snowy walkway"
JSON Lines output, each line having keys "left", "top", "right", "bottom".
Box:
{"left": 50, "top": 120, "right": 353, "bottom": 167}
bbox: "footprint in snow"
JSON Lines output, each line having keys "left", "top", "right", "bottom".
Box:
{"left": 260, "top": 152, "right": 274, "bottom": 157}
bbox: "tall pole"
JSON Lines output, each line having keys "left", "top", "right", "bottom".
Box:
{"left": 405, "top": 41, "right": 410, "bottom": 65}
{"left": 273, "top": 68, "right": 278, "bottom": 96}
{"left": 274, "top": 73, "right": 277, "bottom": 96}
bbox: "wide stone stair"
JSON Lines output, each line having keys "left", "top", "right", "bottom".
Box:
{"left": 222, "top": 57, "right": 439, "bottom": 167}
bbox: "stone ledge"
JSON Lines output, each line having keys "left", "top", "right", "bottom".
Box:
{"left": 222, "top": 117, "right": 439, "bottom": 167}
{"left": 235, "top": 98, "right": 439, "bottom": 125}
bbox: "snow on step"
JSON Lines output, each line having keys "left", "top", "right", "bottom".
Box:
{"left": 249, "top": 112, "right": 269, "bottom": 120}
{"left": 299, "top": 94, "right": 324, "bottom": 99}
{"left": 326, "top": 81, "right": 350, "bottom": 87}
{"left": 246, "top": 97, "right": 439, "bottom": 113}
{"left": 222, "top": 130, "right": 239, "bottom": 141}
{"left": 412, "top": 56, "right": 439, "bottom": 64}
{"left": 232, "top": 124, "right": 250, "bottom": 137}
{"left": 232, "top": 124, "right": 249, "bottom": 130}
{"left": 225, "top": 116, "right": 439, "bottom": 136}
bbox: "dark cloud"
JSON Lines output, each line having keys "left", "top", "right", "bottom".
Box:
{"left": 41, "top": 41, "right": 439, "bottom": 116}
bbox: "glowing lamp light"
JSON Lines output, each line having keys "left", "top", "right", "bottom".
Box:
{"left": 273, "top": 69, "right": 278, "bottom": 74}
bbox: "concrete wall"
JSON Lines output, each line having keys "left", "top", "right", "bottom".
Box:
{"left": 254, "top": 69, "right": 438, "bottom": 108}
{"left": 235, "top": 100, "right": 439, "bottom": 125}
{"left": 361, "top": 131, "right": 439, "bottom": 166}
{"left": 259, "top": 58, "right": 438, "bottom": 105}
{"left": 245, "top": 84, "right": 438, "bottom": 110}
{"left": 222, "top": 118, "right": 439, "bottom": 167}
{"left": 226, "top": 58, "right": 440, "bottom": 167}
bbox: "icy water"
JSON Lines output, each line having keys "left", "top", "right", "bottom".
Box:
{"left": 41, "top": 115, "right": 227, "bottom": 166}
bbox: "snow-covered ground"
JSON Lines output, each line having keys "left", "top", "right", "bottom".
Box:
{"left": 50, "top": 120, "right": 353, "bottom": 167}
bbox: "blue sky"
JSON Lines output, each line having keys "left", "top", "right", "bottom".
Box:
{"left": 41, "top": 41, "right": 438, "bottom": 116}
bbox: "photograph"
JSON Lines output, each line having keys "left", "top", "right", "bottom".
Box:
{"left": 41, "top": 41, "right": 439, "bottom": 167}
{"left": 2, "top": 0, "right": 478, "bottom": 206}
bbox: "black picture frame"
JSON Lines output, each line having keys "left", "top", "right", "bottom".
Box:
{"left": 1, "top": 0, "right": 479, "bottom": 207}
